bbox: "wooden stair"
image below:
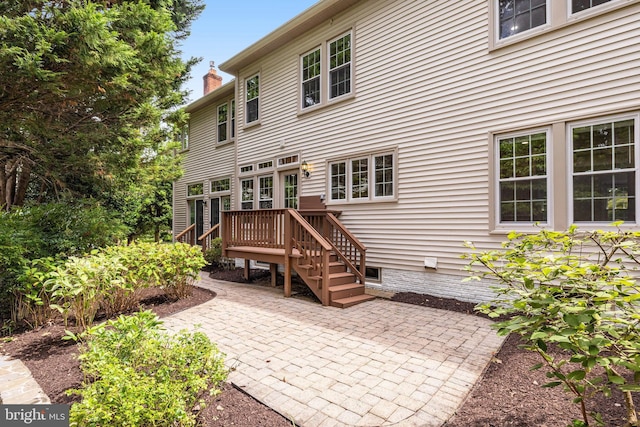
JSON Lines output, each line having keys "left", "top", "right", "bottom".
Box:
{"left": 292, "top": 253, "right": 375, "bottom": 308}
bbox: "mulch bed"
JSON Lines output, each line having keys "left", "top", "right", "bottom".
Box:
{"left": 1, "top": 270, "right": 637, "bottom": 426}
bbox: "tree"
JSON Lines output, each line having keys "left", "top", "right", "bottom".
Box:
{"left": 0, "top": 0, "right": 203, "bottom": 210}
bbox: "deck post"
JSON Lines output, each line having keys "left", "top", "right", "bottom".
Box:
{"left": 269, "top": 263, "right": 278, "bottom": 287}
{"left": 243, "top": 259, "right": 250, "bottom": 280}
{"left": 283, "top": 210, "right": 292, "bottom": 297}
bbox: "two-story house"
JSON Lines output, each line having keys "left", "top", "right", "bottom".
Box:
{"left": 174, "top": 0, "right": 640, "bottom": 306}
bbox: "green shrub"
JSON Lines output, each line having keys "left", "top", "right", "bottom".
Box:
{"left": 69, "top": 311, "right": 227, "bottom": 427}
{"left": 203, "top": 237, "right": 223, "bottom": 266}
{"left": 464, "top": 224, "right": 640, "bottom": 427}
{"left": 12, "top": 242, "right": 206, "bottom": 330}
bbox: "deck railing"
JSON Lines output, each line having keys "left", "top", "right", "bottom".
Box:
{"left": 301, "top": 211, "right": 366, "bottom": 284}
{"left": 175, "top": 224, "right": 196, "bottom": 246}
{"left": 287, "top": 209, "right": 332, "bottom": 304}
{"left": 223, "top": 209, "right": 287, "bottom": 249}
{"left": 198, "top": 223, "right": 220, "bottom": 252}
{"left": 325, "top": 212, "right": 366, "bottom": 284}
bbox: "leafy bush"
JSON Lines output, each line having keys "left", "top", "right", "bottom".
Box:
{"left": 203, "top": 237, "right": 223, "bottom": 266}
{"left": 12, "top": 242, "right": 205, "bottom": 330}
{"left": 464, "top": 225, "right": 640, "bottom": 427}
{"left": 0, "top": 200, "right": 128, "bottom": 322}
{"left": 69, "top": 311, "right": 227, "bottom": 427}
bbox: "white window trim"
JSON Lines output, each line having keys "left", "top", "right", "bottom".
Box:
{"left": 258, "top": 175, "right": 274, "bottom": 209}
{"left": 186, "top": 182, "right": 204, "bottom": 201}
{"left": 240, "top": 177, "right": 255, "bottom": 210}
{"left": 244, "top": 72, "right": 260, "bottom": 127}
{"left": 490, "top": 0, "right": 631, "bottom": 50}
{"left": 298, "top": 29, "right": 355, "bottom": 116}
{"left": 350, "top": 156, "right": 370, "bottom": 201}
{"left": 210, "top": 177, "right": 232, "bottom": 195}
{"left": 300, "top": 46, "right": 322, "bottom": 111}
{"left": 327, "top": 31, "right": 353, "bottom": 103}
{"left": 567, "top": 113, "right": 640, "bottom": 226}
{"left": 493, "top": 127, "right": 552, "bottom": 230}
{"left": 327, "top": 149, "right": 398, "bottom": 205}
{"left": 217, "top": 102, "right": 228, "bottom": 144}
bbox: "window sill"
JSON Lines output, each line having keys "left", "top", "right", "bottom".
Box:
{"left": 327, "top": 196, "right": 397, "bottom": 206}
{"left": 242, "top": 120, "right": 261, "bottom": 130}
{"left": 297, "top": 92, "right": 355, "bottom": 117}
{"left": 489, "top": 0, "right": 636, "bottom": 52}
{"left": 216, "top": 139, "right": 235, "bottom": 147}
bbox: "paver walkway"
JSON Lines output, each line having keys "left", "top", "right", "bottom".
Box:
{"left": 163, "top": 275, "right": 505, "bottom": 426}
{"left": 0, "top": 355, "right": 50, "bottom": 404}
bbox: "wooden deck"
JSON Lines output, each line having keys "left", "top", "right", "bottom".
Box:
{"left": 211, "top": 209, "right": 375, "bottom": 308}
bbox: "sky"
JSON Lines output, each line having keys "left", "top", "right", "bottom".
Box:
{"left": 180, "top": 0, "right": 319, "bottom": 104}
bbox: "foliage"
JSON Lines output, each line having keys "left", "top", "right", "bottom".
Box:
{"left": 0, "top": 0, "right": 203, "bottom": 210}
{"left": 13, "top": 242, "right": 205, "bottom": 330}
{"left": 203, "top": 237, "right": 223, "bottom": 266}
{"left": 69, "top": 310, "right": 227, "bottom": 427}
{"left": 0, "top": 201, "right": 127, "bottom": 321}
{"left": 464, "top": 224, "right": 640, "bottom": 427}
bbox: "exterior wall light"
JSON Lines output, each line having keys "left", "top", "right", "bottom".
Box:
{"left": 301, "top": 161, "right": 310, "bottom": 178}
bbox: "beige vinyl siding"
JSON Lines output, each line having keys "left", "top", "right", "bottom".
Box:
{"left": 173, "top": 96, "right": 236, "bottom": 236}
{"left": 229, "top": 0, "right": 640, "bottom": 276}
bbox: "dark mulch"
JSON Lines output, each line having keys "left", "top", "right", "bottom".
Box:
{"left": 1, "top": 272, "right": 637, "bottom": 426}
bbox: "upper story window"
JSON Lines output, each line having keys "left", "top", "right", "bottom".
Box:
{"left": 496, "top": 130, "right": 549, "bottom": 224}
{"left": 231, "top": 100, "right": 236, "bottom": 139}
{"left": 329, "top": 32, "right": 352, "bottom": 99}
{"left": 571, "top": 0, "right": 611, "bottom": 14}
{"left": 571, "top": 116, "right": 637, "bottom": 223}
{"left": 498, "top": 0, "right": 547, "bottom": 39}
{"left": 302, "top": 48, "right": 321, "bottom": 108}
{"left": 329, "top": 150, "right": 396, "bottom": 204}
{"left": 217, "top": 103, "right": 228, "bottom": 143}
{"left": 492, "top": 0, "right": 625, "bottom": 48}
{"left": 245, "top": 74, "right": 259, "bottom": 124}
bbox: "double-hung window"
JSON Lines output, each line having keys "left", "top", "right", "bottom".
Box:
{"left": 496, "top": 130, "right": 549, "bottom": 223}
{"left": 302, "top": 48, "right": 321, "bottom": 108}
{"left": 259, "top": 176, "right": 273, "bottom": 209}
{"left": 245, "top": 74, "right": 259, "bottom": 124}
{"left": 230, "top": 100, "right": 236, "bottom": 139}
{"left": 217, "top": 103, "right": 228, "bottom": 143}
{"left": 571, "top": 0, "right": 611, "bottom": 14}
{"left": 493, "top": 0, "right": 623, "bottom": 47}
{"left": 241, "top": 178, "right": 254, "bottom": 210}
{"left": 329, "top": 151, "right": 396, "bottom": 203}
{"left": 571, "top": 116, "right": 637, "bottom": 223}
{"left": 498, "top": 0, "right": 547, "bottom": 40}
{"left": 300, "top": 30, "right": 353, "bottom": 111}
{"left": 329, "top": 32, "right": 351, "bottom": 100}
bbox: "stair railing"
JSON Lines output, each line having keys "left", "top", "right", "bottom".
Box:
{"left": 175, "top": 224, "right": 196, "bottom": 246}
{"left": 198, "top": 223, "right": 220, "bottom": 252}
{"left": 325, "top": 212, "right": 366, "bottom": 284}
{"left": 287, "top": 209, "right": 332, "bottom": 305}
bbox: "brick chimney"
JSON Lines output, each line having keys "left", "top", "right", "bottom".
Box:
{"left": 203, "top": 61, "right": 222, "bottom": 95}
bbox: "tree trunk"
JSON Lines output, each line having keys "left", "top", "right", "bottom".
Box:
{"left": 13, "top": 160, "right": 32, "bottom": 207}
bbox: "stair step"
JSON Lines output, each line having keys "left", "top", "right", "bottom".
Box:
{"left": 329, "top": 271, "right": 356, "bottom": 286}
{"left": 331, "top": 294, "right": 376, "bottom": 309}
{"left": 329, "top": 261, "right": 346, "bottom": 274}
{"left": 329, "top": 283, "right": 365, "bottom": 300}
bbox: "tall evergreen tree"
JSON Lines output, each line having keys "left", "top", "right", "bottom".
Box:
{"left": 0, "top": 0, "right": 203, "bottom": 209}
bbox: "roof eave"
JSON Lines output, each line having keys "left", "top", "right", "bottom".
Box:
{"left": 219, "top": 0, "right": 361, "bottom": 75}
